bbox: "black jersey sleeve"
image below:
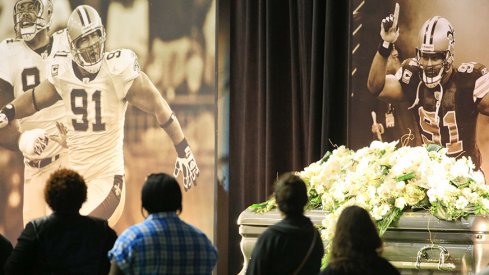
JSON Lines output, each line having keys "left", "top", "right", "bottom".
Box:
{"left": 396, "top": 58, "right": 422, "bottom": 106}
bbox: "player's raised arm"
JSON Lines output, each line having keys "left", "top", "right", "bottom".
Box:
{"left": 367, "top": 3, "right": 404, "bottom": 101}
{"left": 0, "top": 79, "right": 60, "bottom": 128}
{"left": 126, "top": 71, "right": 200, "bottom": 191}
{"left": 128, "top": 71, "right": 185, "bottom": 144}
{"left": 474, "top": 72, "right": 489, "bottom": 116}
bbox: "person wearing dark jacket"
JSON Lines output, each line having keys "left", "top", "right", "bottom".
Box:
{"left": 319, "top": 205, "right": 399, "bottom": 275}
{"left": 0, "top": 234, "right": 12, "bottom": 275}
{"left": 4, "top": 168, "right": 117, "bottom": 275}
{"left": 246, "top": 173, "right": 324, "bottom": 275}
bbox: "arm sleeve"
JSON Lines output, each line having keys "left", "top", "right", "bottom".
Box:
{"left": 397, "top": 58, "right": 423, "bottom": 106}
{"left": 0, "top": 234, "right": 12, "bottom": 272}
{"left": 4, "top": 222, "right": 38, "bottom": 274}
{"left": 245, "top": 232, "right": 272, "bottom": 275}
{"left": 473, "top": 66, "right": 489, "bottom": 101}
{"left": 201, "top": 233, "right": 218, "bottom": 272}
{"left": 109, "top": 49, "right": 141, "bottom": 100}
{"left": 100, "top": 223, "right": 118, "bottom": 275}
{"left": 107, "top": 229, "right": 137, "bottom": 274}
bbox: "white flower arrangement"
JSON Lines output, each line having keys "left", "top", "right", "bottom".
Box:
{"left": 250, "top": 141, "right": 489, "bottom": 257}
{"left": 298, "top": 141, "right": 489, "bottom": 247}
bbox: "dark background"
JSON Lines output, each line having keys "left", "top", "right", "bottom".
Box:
{"left": 227, "top": 0, "right": 489, "bottom": 274}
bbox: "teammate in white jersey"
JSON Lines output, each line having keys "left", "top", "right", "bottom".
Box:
{"left": 0, "top": 5, "right": 200, "bottom": 226}
{"left": 0, "top": 0, "right": 69, "bottom": 225}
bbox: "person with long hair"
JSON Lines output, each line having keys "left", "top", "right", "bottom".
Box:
{"left": 320, "top": 205, "right": 399, "bottom": 275}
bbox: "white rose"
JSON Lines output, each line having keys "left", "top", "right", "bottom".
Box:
{"left": 395, "top": 197, "right": 407, "bottom": 210}
{"left": 396, "top": 181, "right": 406, "bottom": 190}
{"left": 455, "top": 196, "right": 468, "bottom": 210}
{"left": 481, "top": 198, "right": 489, "bottom": 210}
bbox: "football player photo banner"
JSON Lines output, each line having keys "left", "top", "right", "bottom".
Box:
{"left": 348, "top": 0, "right": 489, "bottom": 182}
{"left": 0, "top": 0, "right": 216, "bottom": 245}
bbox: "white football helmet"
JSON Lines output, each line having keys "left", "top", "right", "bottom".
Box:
{"left": 416, "top": 16, "right": 455, "bottom": 88}
{"left": 13, "top": 0, "right": 53, "bottom": 41}
{"left": 67, "top": 5, "right": 106, "bottom": 74}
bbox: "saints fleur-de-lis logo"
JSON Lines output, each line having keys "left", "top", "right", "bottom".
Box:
{"left": 434, "top": 91, "right": 441, "bottom": 101}
{"left": 447, "top": 24, "right": 455, "bottom": 46}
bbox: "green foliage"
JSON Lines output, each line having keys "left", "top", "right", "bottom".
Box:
{"left": 377, "top": 208, "right": 402, "bottom": 236}
{"left": 396, "top": 171, "right": 416, "bottom": 182}
{"left": 248, "top": 198, "right": 277, "bottom": 213}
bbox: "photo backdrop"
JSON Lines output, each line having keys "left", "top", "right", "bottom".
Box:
{"left": 0, "top": 0, "right": 216, "bottom": 244}
{"left": 348, "top": 0, "right": 489, "bottom": 177}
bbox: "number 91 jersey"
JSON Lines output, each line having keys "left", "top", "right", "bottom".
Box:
{"left": 397, "top": 58, "right": 489, "bottom": 165}
{"left": 47, "top": 48, "right": 140, "bottom": 182}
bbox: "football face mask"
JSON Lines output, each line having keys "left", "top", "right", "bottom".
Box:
{"left": 416, "top": 16, "right": 455, "bottom": 89}
{"left": 67, "top": 5, "right": 106, "bottom": 74}
{"left": 13, "top": 0, "right": 53, "bottom": 41}
{"left": 72, "top": 30, "right": 105, "bottom": 72}
{"left": 416, "top": 50, "right": 447, "bottom": 88}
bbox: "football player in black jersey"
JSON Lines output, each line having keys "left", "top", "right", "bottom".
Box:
{"left": 367, "top": 3, "right": 489, "bottom": 170}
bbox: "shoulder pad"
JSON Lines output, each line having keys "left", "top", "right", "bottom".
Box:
{"left": 0, "top": 38, "right": 23, "bottom": 57}
{"left": 0, "top": 38, "right": 22, "bottom": 46}
{"left": 52, "top": 28, "right": 68, "bottom": 39}
{"left": 397, "top": 58, "right": 421, "bottom": 85}
{"left": 51, "top": 50, "right": 70, "bottom": 60}
{"left": 52, "top": 28, "right": 69, "bottom": 45}
{"left": 51, "top": 29, "right": 70, "bottom": 54}
{"left": 104, "top": 49, "right": 139, "bottom": 76}
{"left": 53, "top": 28, "right": 68, "bottom": 36}
{"left": 456, "top": 62, "right": 487, "bottom": 76}
{"left": 48, "top": 52, "right": 70, "bottom": 78}
{"left": 403, "top": 58, "right": 419, "bottom": 68}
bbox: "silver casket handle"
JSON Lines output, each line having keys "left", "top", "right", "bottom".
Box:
{"left": 391, "top": 244, "right": 456, "bottom": 271}
{"left": 416, "top": 244, "right": 455, "bottom": 270}
{"left": 416, "top": 245, "right": 451, "bottom": 270}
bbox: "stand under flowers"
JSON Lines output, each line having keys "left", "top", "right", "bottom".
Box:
{"left": 240, "top": 141, "right": 489, "bottom": 274}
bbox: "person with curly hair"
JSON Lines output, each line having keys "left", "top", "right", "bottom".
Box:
{"left": 4, "top": 168, "right": 117, "bottom": 274}
{"left": 320, "top": 205, "right": 399, "bottom": 275}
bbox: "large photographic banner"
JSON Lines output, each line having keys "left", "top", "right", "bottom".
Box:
{"left": 0, "top": 0, "right": 216, "bottom": 244}
{"left": 348, "top": 0, "right": 489, "bottom": 179}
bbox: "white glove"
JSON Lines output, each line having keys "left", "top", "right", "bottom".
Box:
{"left": 0, "top": 104, "right": 15, "bottom": 128}
{"left": 48, "top": 121, "right": 68, "bottom": 148}
{"left": 0, "top": 113, "right": 8, "bottom": 128}
{"left": 19, "top": 129, "right": 49, "bottom": 156}
{"left": 174, "top": 138, "right": 200, "bottom": 191}
{"left": 380, "top": 3, "right": 400, "bottom": 43}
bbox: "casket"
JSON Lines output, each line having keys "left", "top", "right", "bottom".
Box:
{"left": 237, "top": 208, "right": 489, "bottom": 274}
